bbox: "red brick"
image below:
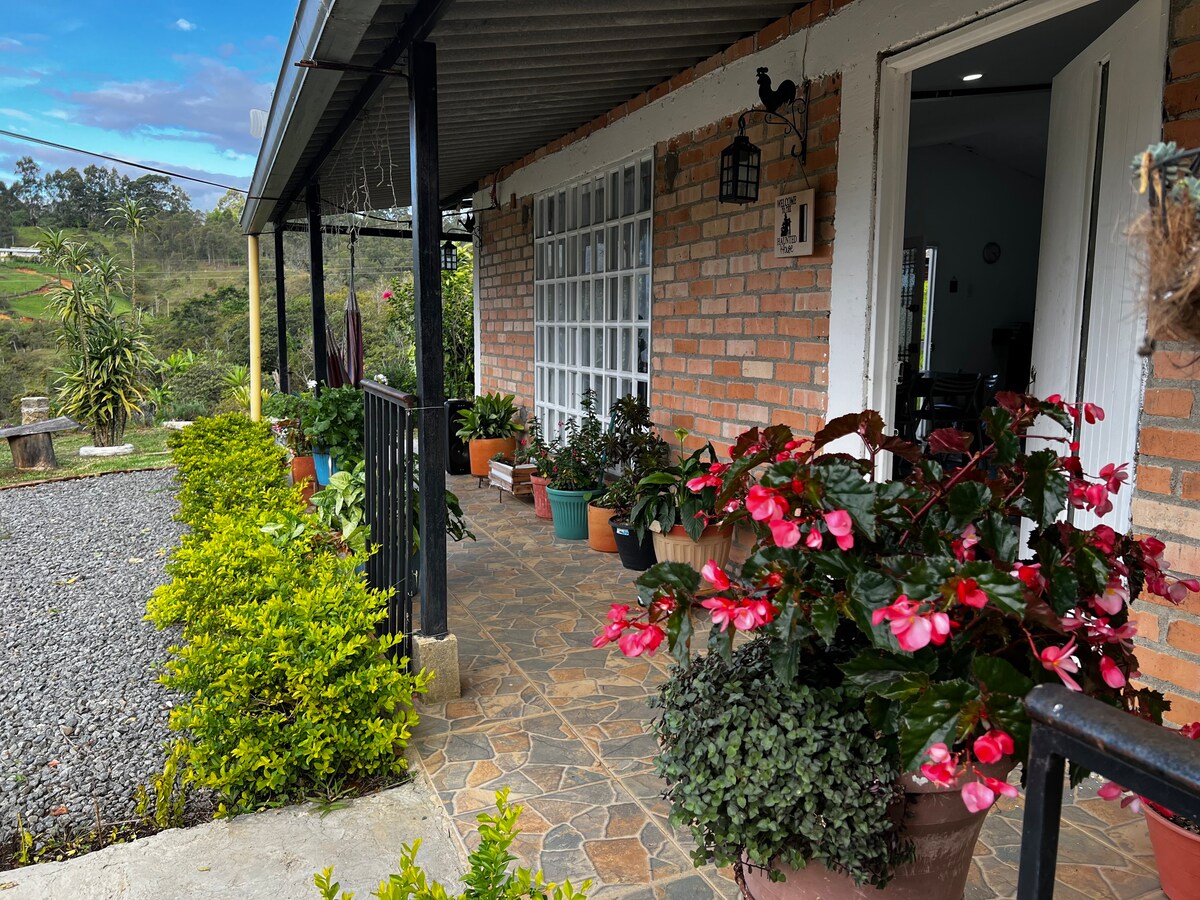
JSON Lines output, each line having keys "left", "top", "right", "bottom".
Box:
{"left": 1172, "top": 41, "right": 1200, "bottom": 79}
{"left": 756, "top": 15, "right": 791, "bottom": 50}
{"left": 1145, "top": 387, "right": 1195, "bottom": 417}
{"left": 1138, "top": 464, "right": 1173, "bottom": 494}
{"left": 1137, "top": 647, "right": 1200, "bottom": 690}
{"left": 1154, "top": 349, "right": 1200, "bottom": 380}
{"left": 1169, "top": 618, "right": 1200, "bottom": 654}
{"left": 1140, "top": 426, "right": 1200, "bottom": 461}
{"left": 1164, "top": 692, "right": 1200, "bottom": 727}
{"left": 1184, "top": 471, "right": 1200, "bottom": 500}
{"left": 1166, "top": 77, "right": 1200, "bottom": 117}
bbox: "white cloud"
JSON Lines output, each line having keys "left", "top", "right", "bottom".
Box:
{"left": 44, "top": 109, "right": 70, "bottom": 120}
{"left": 174, "top": 18, "right": 198, "bottom": 32}
{"left": 0, "top": 38, "right": 23, "bottom": 50}
{"left": 0, "top": 107, "right": 33, "bottom": 122}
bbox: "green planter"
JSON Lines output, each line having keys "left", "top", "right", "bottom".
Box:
{"left": 545, "top": 487, "right": 599, "bottom": 540}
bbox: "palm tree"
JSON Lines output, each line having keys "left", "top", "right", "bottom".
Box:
{"left": 106, "top": 196, "right": 148, "bottom": 310}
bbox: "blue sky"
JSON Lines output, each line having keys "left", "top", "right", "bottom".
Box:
{"left": 0, "top": 2, "right": 290, "bottom": 209}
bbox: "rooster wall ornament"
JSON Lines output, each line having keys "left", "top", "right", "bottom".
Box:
{"left": 718, "top": 68, "right": 812, "bottom": 204}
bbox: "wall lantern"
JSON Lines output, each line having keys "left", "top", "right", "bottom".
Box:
{"left": 718, "top": 67, "right": 812, "bottom": 204}
{"left": 441, "top": 239, "right": 459, "bottom": 271}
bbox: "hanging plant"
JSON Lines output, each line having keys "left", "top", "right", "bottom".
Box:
{"left": 1133, "top": 142, "right": 1200, "bottom": 348}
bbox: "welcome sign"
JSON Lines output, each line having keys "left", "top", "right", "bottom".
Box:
{"left": 775, "top": 188, "right": 815, "bottom": 258}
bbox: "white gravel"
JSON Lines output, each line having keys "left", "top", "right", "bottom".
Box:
{"left": 0, "top": 469, "right": 184, "bottom": 838}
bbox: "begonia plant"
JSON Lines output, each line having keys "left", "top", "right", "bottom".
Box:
{"left": 598, "top": 393, "right": 1198, "bottom": 812}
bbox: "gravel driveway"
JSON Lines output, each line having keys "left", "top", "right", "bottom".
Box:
{"left": 0, "top": 469, "right": 184, "bottom": 838}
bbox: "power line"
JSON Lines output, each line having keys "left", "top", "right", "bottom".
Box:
{"left": 0, "top": 128, "right": 266, "bottom": 197}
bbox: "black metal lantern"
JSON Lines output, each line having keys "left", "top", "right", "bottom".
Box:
{"left": 719, "top": 133, "right": 761, "bottom": 204}
{"left": 441, "top": 239, "right": 458, "bottom": 271}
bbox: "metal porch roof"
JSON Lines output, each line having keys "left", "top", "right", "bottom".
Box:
{"left": 242, "top": 0, "right": 804, "bottom": 234}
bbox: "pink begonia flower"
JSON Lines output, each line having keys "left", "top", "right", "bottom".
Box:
{"left": 747, "top": 485, "right": 788, "bottom": 522}
{"left": 873, "top": 596, "right": 935, "bottom": 652}
{"left": 618, "top": 624, "right": 664, "bottom": 657}
{"left": 1083, "top": 402, "right": 1105, "bottom": 424}
{"left": 983, "top": 776, "right": 1020, "bottom": 800}
{"left": 701, "top": 596, "right": 738, "bottom": 632}
{"left": 1093, "top": 582, "right": 1128, "bottom": 616}
{"left": 742, "top": 597, "right": 777, "bottom": 628}
{"left": 1099, "top": 655, "right": 1127, "bottom": 688}
{"left": 1091, "top": 524, "right": 1117, "bottom": 554}
{"left": 1099, "top": 463, "right": 1128, "bottom": 494}
{"left": 381, "top": 290, "right": 393, "bottom": 299}
{"left": 607, "top": 604, "right": 630, "bottom": 623}
{"left": 1040, "top": 637, "right": 1082, "bottom": 691}
{"left": 973, "top": 730, "right": 1015, "bottom": 765}
{"left": 952, "top": 524, "right": 981, "bottom": 562}
{"left": 920, "top": 743, "right": 957, "bottom": 786}
{"left": 686, "top": 473, "right": 722, "bottom": 492}
{"left": 956, "top": 578, "right": 988, "bottom": 609}
{"left": 928, "top": 611, "right": 951, "bottom": 646}
{"left": 700, "top": 559, "right": 730, "bottom": 592}
{"left": 770, "top": 518, "right": 801, "bottom": 549}
{"left": 1168, "top": 578, "right": 1200, "bottom": 603}
{"left": 961, "top": 780, "right": 996, "bottom": 814}
{"left": 823, "top": 510, "right": 854, "bottom": 550}
{"left": 805, "top": 526, "right": 823, "bottom": 550}
{"left": 1085, "top": 482, "right": 1113, "bottom": 517}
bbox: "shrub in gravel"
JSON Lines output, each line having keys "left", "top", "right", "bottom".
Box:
{"left": 168, "top": 413, "right": 296, "bottom": 534}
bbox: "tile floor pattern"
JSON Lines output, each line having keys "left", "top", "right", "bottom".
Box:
{"left": 408, "top": 476, "right": 1167, "bottom": 899}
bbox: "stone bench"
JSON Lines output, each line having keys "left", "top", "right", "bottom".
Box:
{"left": 0, "top": 416, "right": 80, "bottom": 470}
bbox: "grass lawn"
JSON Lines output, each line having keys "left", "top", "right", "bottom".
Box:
{"left": 0, "top": 425, "right": 173, "bottom": 488}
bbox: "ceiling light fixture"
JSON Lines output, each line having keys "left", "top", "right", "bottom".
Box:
{"left": 962, "top": 73, "right": 984, "bottom": 82}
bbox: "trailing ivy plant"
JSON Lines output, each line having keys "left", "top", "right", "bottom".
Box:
{"left": 654, "top": 637, "right": 908, "bottom": 888}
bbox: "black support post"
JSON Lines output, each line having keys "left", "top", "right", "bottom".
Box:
{"left": 306, "top": 182, "right": 329, "bottom": 387}
{"left": 409, "top": 39, "right": 448, "bottom": 638}
{"left": 273, "top": 227, "right": 290, "bottom": 394}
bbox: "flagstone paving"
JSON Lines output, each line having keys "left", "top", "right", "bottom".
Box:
{"left": 412, "top": 476, "right": 1168, "bottom": 899}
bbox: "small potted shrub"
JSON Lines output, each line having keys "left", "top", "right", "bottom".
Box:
{"left": 455, "top": 392, "right": 523, "bottom": 477}
{"left": 303, "top": 386, "right": 364, "bottom": 485}
{"left": 1100, "top": 722, "right": 1200, "bottom": 899}
{"left": 628, "top": 428, "right": 741, "bottom": 572}
{"left": 265, "top": 393, "right": 316, "bottom": 496}
{"left": 522, "top": 416, "right": 555, "bottom": 518}
{"left": 597, "top": 393, "right": 1197, "bottom": 897}
{"left": 545, "top": 389, "right": 604, "bottom": 540}
{"left": 591, "top": 395, "right": 669, "bottom": 559}
{"left": 487, "top": 449, "right": 537, "bottom": 497}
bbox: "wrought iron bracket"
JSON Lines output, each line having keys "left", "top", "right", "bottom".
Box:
{"left": 737, "top": 76, "right": 812, "bottom": 165}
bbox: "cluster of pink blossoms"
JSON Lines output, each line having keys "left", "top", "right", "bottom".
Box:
{"left": 743, "top": 483, "right": 855, "bottom": 552}
{"left": 921, "top": 730, "right": 1020, "bottom": 813}
{"left": 698, "top": 560, "right": 778, "bottom": 632}
{"left": 593, "top": 602, "right": 668, "bottom": 657}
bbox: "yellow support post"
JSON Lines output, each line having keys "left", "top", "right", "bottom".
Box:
{"left": 247, "top": 234, "right": 263, "bottom": 421}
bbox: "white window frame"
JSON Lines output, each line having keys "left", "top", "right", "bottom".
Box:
{"left": 533, "top": 152, "right": 654, "bottom": 433}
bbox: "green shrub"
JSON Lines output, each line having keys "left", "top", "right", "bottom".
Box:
{"left": 164, "top": 356, "right": 228, "bottom": 417}
{"left": 303, "top": 386, "right": 364, "bottom": 469}
{"left": 168, "top": 413, "right": 297, "bottom": 533}
{"left": 653, "top": 639, "right": 908, "bottom": 888}
{"left": 263, "top": 391, "right": 308, "bottom": 421}
{"left": 160, "top": 547, "right": 427, "bottom": 813}
{"left": 162, "top": 397, "right": 208, "bottom": 422}
{"left": 314, "top": 789, "right": 590, "bottom": 900}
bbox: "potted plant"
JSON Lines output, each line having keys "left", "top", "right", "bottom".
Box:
{"left": 455, "top": 392, "right": 523, "bottom": 477}
{"left": 303, "top": 386, "right": 364, "bottom": 485}
{"left": 522, "top": 415, "right": 555, "bottom": 519}
{"left": 488, "top": 449, "right": 537, "bottom": 497}
{"left": 1099, "top": 721, "right": 1200, "bottom": 899}
{"left": 596, "top": 393, "right": 1196, "bottom": 896}
{"left": 591, "top": 395, "right": 670, "bottom": 559}
{"left": 628, "top": 428, "right": 740, "bottom": 572}
{"left": 545, "top": 389, "right": 604, "bottom": 540}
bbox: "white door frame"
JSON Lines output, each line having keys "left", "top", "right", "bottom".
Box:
{"left": 865, "top": 0, "right": 1160, "bottom": 439}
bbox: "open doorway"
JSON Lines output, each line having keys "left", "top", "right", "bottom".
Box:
{"left": 882, "top": 0, "right": 1166, "bottom": 528}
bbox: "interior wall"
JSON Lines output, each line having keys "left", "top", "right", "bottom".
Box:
{"left": 903, "top": 142, "right": 1045, "bottom": 380}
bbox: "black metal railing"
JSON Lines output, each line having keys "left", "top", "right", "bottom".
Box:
{"left": 362, "top": 379, "right": 418, "bottom": 665}
{"left": 1018, "top": 683, "right": 1200, "bottom": 898}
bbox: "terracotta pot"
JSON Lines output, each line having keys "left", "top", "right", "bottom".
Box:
{"left": 290, "top": 455, "right": 316, "bottom": 488}
{"left": 1145, "top": 804, "right": 1200, "bottom": 899}
{"left": 651, "top": 524, "right": 733, "bottom": 571}
{"left": 587, "top": 503, "right": 618, "bottom": 552}
{"left": 468, "top": 436, "right": 516, "bottom": 477}
{"left": 745, "top": 776, "right": 997, "bottom": 900}
{"left": 530, "top": 474, "right": 553, "bottom": 519}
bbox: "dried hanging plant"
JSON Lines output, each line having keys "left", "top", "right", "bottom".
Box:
{"left": 1133, "top": 142, "right": 1200, "bottom": 351}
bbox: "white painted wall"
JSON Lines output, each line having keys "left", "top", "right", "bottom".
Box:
{"left": 471, "top": 0, "right": 1117, "bottom": 426}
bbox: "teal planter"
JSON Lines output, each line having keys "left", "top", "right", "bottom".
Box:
{"left": 545, "top": 487, "right": 598, "bottom": 540}
{"left": 313, "top": 451, "right": 332, "bottom": 486}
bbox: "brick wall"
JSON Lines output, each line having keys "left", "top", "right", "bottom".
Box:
{"left": 649, "top": 75, "right": 839, "bottom": 450}
{"left": 476, "top": 201, "right": 535, "bottom": 407}
{"left": 1128, "top": 0, "right": 1200, "bottom": 726}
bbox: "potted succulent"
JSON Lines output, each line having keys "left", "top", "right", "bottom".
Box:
{"left": 303, "top": 385, "right": 364, "bottom": 485}
{"left": 596, "top": 393, "right": 1196, "bottom": 897}
{"left": 628, "top": 428, "right": 740, "bottom": 572}
{"left": 1099, "top": 721, "right": 1200, "bottom": 899}
{"left": 591, "top": 395, "right": 670, "bottom": 560}
{"left": 521, "top": 415, "right": 555, "bottom": 519}
{"left": 455, "top": 392, "right": 524, "bottom": 477}
{"left": 545, "top": 389, "right": 604, "bottom": 540}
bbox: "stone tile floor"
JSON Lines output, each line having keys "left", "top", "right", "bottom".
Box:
{"left": 409, "top": 476, "right": 1167, "bottom": 899}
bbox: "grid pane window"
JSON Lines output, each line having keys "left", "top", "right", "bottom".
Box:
{"left": 534, "top": 153, "right": 653, "bottom": 431}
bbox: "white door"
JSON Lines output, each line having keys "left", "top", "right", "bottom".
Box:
{"left": 1029, "top": 0, "right": 1167, "bottom": 530}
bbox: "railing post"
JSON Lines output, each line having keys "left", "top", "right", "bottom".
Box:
{"left": 1015, "top": 725, "right": 1065, "bottom": 900}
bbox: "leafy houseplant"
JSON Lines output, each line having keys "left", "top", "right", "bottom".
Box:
{"left": 593, "top": 395, "right": 669, "bottom": 559}
{"left": 455, "top": 392, "right": 523, "bottom": 477}
{"left": 312, "top": 461, "right": 369, "bottom": 556}
{"left": 303, "top": 386, "right": 364, "bottom": 481}
{"left": 520, "top": 415, "right": 556, "bottom": 518}
{"left": 597, "top": 393, "right": 1197, "bottom": 892}
{"left": 545, "top": 390, "right": 604, "bottom": 540}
